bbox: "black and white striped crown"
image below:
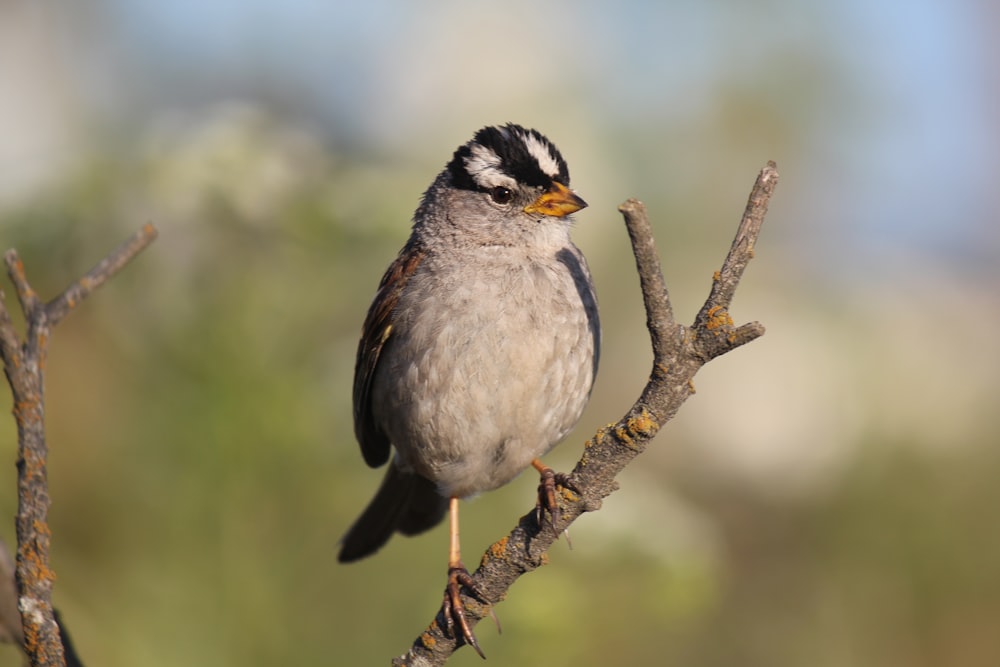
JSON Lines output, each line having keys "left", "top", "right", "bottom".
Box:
{"left": 446, "top": 124, "right": 571, "bottom": 193}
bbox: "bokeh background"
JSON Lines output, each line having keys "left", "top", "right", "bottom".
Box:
{"left": 1, "top": 1, "right": 999, "bottom": 665}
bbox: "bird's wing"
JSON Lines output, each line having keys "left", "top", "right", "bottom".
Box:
{"left": 352, "top": 240, "right": 425, "bottom": 467}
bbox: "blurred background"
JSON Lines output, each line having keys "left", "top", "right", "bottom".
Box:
{"left": 1, "top": 1, "right": 998, "bottom": 665}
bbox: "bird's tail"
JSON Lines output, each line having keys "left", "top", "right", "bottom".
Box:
{"left": 338, "top": 462, "right": 448, "bottom": 563}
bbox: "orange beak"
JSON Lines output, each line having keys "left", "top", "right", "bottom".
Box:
{"left": 523, "top": 181, "right": 587, "bottom": 218}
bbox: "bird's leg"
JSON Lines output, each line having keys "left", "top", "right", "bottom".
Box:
{"left": 532, "top": 458, "right": 578, "bottom": 532}
{"left": 441, "top": 497, "right": 489, "bottom": 659}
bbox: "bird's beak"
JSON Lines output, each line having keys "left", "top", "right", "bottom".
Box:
{"left": 523, "top": 181, "right": 588, "bottom": 217}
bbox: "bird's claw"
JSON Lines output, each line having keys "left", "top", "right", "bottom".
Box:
{"left": 535, "top": 467, "right": 578, "bottom": 532}
{"left": 442, "top": 563, "right": 489, "bottom": 659}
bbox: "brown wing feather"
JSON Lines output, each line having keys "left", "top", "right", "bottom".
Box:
{"left": 353, "top": 240, "right": 425, "bottom": 468}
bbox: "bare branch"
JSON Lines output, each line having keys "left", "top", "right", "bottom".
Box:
{"left": 4, "top": 252, "right": 42, "bottom": 324}
{"left": 0, "top": 225, "right": 158, "bottom": 667}
{"left": 392, "top": 162, "right": 779, "bottom": 666}
{"left": 44, "top": 223, "right": 159, "bottom": 327}
{"left": 696, "top": 160, "right": 777, "bottom": 332}
{"left": 619, "top": 198, "right": 677, "bottom": 359}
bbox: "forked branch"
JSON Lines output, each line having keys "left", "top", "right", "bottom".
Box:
{"left": 392, "top": 162, "right": 779, "bottom": 666}
{"left": 0, "top": 224, "right": 157, "bottom": 667}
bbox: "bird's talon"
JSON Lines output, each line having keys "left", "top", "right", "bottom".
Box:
{"left": 535, "top": 465, "right": 577, "bottom": 532}
{"left": 443, "top": 564, "right": 488, "bottom": 659}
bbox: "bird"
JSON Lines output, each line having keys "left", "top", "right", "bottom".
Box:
{"left": 338, "top": 123, "right": 600, "bottom": 657}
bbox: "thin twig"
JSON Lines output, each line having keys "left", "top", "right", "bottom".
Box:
{"left": 391, "top": 162, "right": 778, "bottom": 666}
{"left": 4, "top": 253, "right": 42, "bottom": 322}
{"left": 697, "top": 160, "right": 778, "bottom": 329}
{"left": 45, "top": 223, "right": 159, "bottom": 328}
{"left": 0, "top": 224, "right": 158, "bottom": 667}
{"left": 620, "top": 198, "right": 676, "bottom": 360}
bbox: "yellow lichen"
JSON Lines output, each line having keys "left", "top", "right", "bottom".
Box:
{"left": 614, "top": 426, "right": 634, "bottom": 448}
{"left": 627, "top": 409, "right": 659, "bottom": 438}
{"left": 705, "top": 305, "right": 734, "bottom": 331}
{"left": 488, "top": 537, "right": 509, "bottom": 561}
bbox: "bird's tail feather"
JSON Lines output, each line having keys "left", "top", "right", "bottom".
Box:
{"left": 338, "top": 462, "right": 447, "bottom": 563}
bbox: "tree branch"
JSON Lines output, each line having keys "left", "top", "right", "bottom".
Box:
{"left": 392, "top": 162, "right": 779, "bottom": 666}
{"left": 0, "top": 224, "right": 158, "bottom": 667}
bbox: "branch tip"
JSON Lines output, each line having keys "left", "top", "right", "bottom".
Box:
{"left": 617, "top": 198, "right": 646, "bottom": 215}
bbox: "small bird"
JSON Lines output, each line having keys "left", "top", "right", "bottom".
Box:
{"left": 338, "top": 123, "right": 600, "bottom": 657}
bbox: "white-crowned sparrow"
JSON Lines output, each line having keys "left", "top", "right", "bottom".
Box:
{"left": 338, "top": 123, "right": 600, "bottom": 656}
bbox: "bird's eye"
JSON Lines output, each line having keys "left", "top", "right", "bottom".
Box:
{"left": 489, "top": 186, "right": 513, "bottom": 205}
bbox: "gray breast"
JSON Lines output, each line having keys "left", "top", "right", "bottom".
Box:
{"left": 371, "top": 244, "right": 599, "bottom": 499}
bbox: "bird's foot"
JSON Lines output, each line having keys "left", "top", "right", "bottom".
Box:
{"left": 442, "top": 563, "right": 490, "bottom": 659}
{"left": 534, "top": 464, "right": 579, "bottom": 532}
